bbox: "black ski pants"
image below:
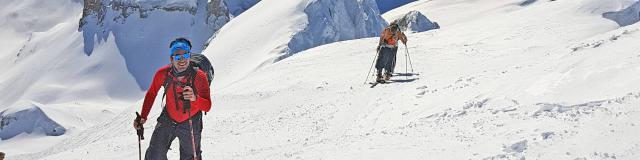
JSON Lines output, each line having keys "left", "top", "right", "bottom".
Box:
{"left": 375, "top": 46, "right": 398, "bottom": 75}
{"left": 145, "top": 111, "right": 203, "bottom": 160}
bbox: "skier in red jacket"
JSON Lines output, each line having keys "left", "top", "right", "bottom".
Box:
{"left": 134, "top": 38, "right": 211, "bottom": 160}
{"left": 376, "top": 21, "right": 407, "bottom": 83}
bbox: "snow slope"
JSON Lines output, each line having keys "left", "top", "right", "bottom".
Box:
{"left": 0, "top": 17, "right": 141, "bottom": 154}
{"left": 0, "top": 0, "right": 81, "bottom": 57}
{"left": 0, "top": 0, "right": 140, "bottom": 117}
{"left": 204, "top": 0, "right": 386, "bottom": 88}
{"left": 12, "top": 0, "right": 640, "bottom": 159}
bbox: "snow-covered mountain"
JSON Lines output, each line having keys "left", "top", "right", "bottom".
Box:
{"left": 5, "top": 0, "right": 640, "bottom": 159}
{"left": 386, "top": 10, "right": 439, "bottom": 33}
{"left": 80, "top": 0, "right": 230, "bottom": 89}
{"left": 205, "top": 0, "right": 387, "bottom": 87}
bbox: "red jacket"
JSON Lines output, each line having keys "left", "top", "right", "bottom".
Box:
{"left": 140, "top": 65, "right": 211, "bottom": 123}
{"left": 379, "top": 27, "right": 407, "bottom": 47}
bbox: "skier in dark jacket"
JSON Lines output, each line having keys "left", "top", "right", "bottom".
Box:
{"left": 375, "top": 21, "right": 407, "bottom": 82}
{"left": 134, "top": 38, "right": 211, "bottom": 160}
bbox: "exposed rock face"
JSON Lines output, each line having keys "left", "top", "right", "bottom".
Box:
{"left": 80, "top": 0, "right": 212, "bottom": 28}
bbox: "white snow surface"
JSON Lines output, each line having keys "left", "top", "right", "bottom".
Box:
{"left": 4, "top": 0, "right": 640, "bottom": 159}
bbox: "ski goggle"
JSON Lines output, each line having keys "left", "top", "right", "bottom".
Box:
{"left": 172, "top": 53, "right": 191, "bottom": 61}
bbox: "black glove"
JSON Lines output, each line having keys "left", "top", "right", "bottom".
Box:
{"left": 135, "top": 112, "right": 144, "bottom": 140}
{"left": 376, "top": 45, "right": 381, "bottom": 52}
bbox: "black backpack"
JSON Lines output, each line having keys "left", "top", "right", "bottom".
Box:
{"left": 189, "top": 53, "right": 214, "bottom": 85}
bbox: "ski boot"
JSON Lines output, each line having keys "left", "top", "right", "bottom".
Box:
{"left": 376, "top": 72, "right": 385, "bottom": 83}
{"left": 384, "top": 72, "right": 392, "bottom": 81}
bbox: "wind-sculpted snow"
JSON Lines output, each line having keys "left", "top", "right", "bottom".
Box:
{"left": 0, "top": 102, "right": 65, "bottom": 140}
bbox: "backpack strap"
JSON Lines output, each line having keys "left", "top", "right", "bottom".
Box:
{"left": 188, "top": 68, "right": 198, "bottom": 96}
{"left": 172, "top": 75, "right": 182, "bottom": 113}
{"left": 163, "top": 66, "right": 183, "bottom": 113}
{"left": 187, "top": 68, "right": 206, "bottom": 115}
{"left": 160, "top": 67, "right": 172, "bottom": 109}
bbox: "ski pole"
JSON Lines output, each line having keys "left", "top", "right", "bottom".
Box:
{"left": 404, "top": 44, "right": 414, "bottom": 73}
{"left": 138, "top": 136, "right": 142, "bottom": 160}
{"left": 405, "top": 46, "right": 408, "bottom": 80}
{"left": 135, "top": 112, "right": 144, "bottom": 160}
{"left": 188, "top": 109, "right": 198, "bottom": 160}
{"left": 184, "top": 99, "right": 198, "bottom": 160}
{"left": 183, "top": 75, "right": 198, "bottom": 160}
{"left": 364, "top": 48, "right": 381, "bottom": 84}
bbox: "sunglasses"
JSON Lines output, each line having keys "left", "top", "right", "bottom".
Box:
{"left": 172, "top": 53, "right": 191, "bottom": 61}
